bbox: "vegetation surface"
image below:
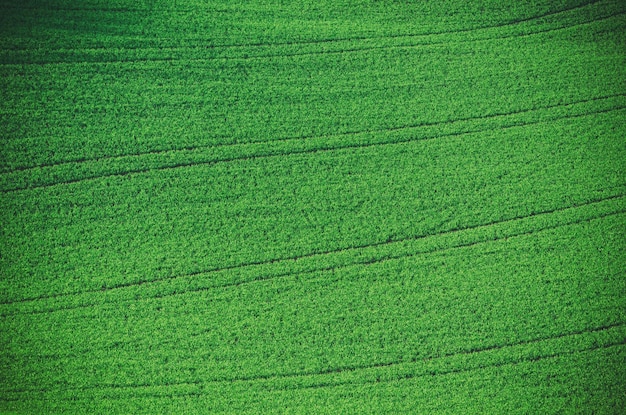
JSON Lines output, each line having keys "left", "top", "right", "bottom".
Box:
{"left": 1, "top": 0, "right": 625, "bottom": 413}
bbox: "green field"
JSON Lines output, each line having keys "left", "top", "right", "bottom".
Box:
{"left": 1, "top": 0, "right": 625, "bottom": 413}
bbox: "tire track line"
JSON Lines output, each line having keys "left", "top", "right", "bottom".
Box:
{"left": 2, "top": 193, "right": 624, "bottom": 314}
{"left": 1, "top": 0, "right": 606, "bottom": 53}
{"left": 3, "top": 92, "right": 624, "bottom": 175}
{"left": 2, "top": 6, "right": 621, "bottom": 66}
{"left": 3, "top": 340, "right": 624, "bottom": 401}
{"left": 297, "top": 323, "right": 626, "bottom": 383}
{"left": 285, "top": 337, "right": 626, "bottom": 392}
{"left": 2, "top": 100, "right": 625, "bottom": 194}
{"left": 212, "top": 11, "right": 626, "bottom": 63}
{"left": 13, "top": 208, "right": 626, "bottom": 318}
{"left": 2, "top": 320, "right": 623, "bottom": 396}
{"left": 12, "top": 261, "right": 622, "bottom": 363}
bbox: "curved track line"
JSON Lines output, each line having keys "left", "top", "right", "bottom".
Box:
{"left": 0, "top": 0, "right": 605, "bottom": 51}
{"left": 1, "top": 5, "right": 622, "bottom": 66}
{"left": 5, "top": 207, "right": 626, "bottom": 318}
{"left": 2, "top": 320, "right": 623, "bottom": 396}
{"left": 285, "top": 337, "right": 626, "bottom": 392}
{"left": 0, "top": 0, "right": 610, "bottom": 62}
{"left": 3, "top": 92, "right": 624, "bottom": 176}
{"left": 3, "top": 340, "right": 623, "bottom": 401}
{"left": 1, "top": 192, "right": 623, "bottom": 312}
{"left": 2, "top": 99, "right": 625, "bottom": 194}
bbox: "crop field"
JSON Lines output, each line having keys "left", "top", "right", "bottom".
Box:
{"left": 1, "top": 0, "right": 625, "bottom": 413}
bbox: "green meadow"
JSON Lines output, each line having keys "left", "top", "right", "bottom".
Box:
{"left": 1, "top": 0, "right": 625, "bottom": 413}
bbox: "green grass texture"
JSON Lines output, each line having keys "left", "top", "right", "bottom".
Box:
{"left": 1, "top": 0, "right": 625, "bottom": 413}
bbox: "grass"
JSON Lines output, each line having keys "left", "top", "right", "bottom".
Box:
{"left": 1, "top": 0, "right": 625, "bottom": 413}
